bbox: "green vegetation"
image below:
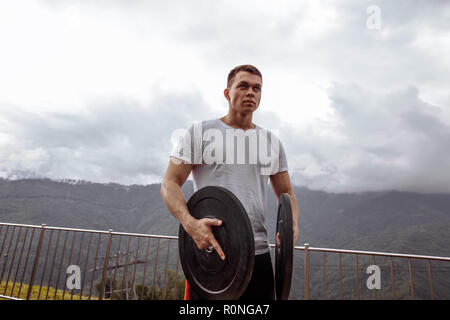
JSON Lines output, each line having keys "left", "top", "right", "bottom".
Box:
{"left": 0, "top": 280, "right": 98, "bottom": 300}
{"left": 1, "top": 269, "right": 185, "bottom": 300}
{"left": 96, "top": 270, "right": 185, "bottom": 300}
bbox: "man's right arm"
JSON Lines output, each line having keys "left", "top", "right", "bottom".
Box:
{"left": 160, "top": 157, "right": 225, "bottom": 260}
{"left": 160, "top": 158, "right": 195, "bottom": 231}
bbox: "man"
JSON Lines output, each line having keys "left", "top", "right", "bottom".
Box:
{"left": 160, "top": 64, "right": 299, "bottom": 300}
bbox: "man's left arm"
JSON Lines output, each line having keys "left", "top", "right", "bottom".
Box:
{"left": 270, "top": 171, "right": 299, "bottom": 247}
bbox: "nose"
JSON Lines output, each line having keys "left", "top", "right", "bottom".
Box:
{"left": 246, "top": 88, "right": 255, "bottom": 97}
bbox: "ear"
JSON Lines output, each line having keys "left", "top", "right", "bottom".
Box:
{"left": 224, "top": 88, "right": 230, "bottom": 101}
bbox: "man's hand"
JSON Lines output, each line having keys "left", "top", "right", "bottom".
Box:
{"left": 185, "top": 217, "right": 226, "bottom": 260}
{"left": 275, "top": 225, "right": 298, "bottom": 251}
{"left": 270, "top": 171, "right": 300, "bottom": 252}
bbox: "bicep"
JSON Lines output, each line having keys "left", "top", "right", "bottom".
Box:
{"left": 163, "top": 157, "right": 193, "bottom": 187}
{"left": 269, "top": 171, "right": 293, "bottom": 200}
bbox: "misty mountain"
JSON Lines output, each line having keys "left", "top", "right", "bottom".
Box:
{"left": 1, "top": 178, "right": 449, "bottom": 258}
{"left": 2, "top": 178, "right": 450, "bottom": 300}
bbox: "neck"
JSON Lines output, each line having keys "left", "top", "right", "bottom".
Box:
{"left": 221, "top": 112, "right": 255, "bottom": 130}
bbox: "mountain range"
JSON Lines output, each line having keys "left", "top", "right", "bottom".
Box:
{"left": 1, "top": 177, "right": 449, "bottom": 299}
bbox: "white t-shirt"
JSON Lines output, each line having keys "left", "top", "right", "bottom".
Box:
{"left": 171, "top": 118, "right": 288, "bottom": 254}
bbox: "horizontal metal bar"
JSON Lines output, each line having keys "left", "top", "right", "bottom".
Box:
{"left": 0, "top": 294, "right": 24, "bottom": 300}
{"left": 297, "top": 246, "right": 450, "bottom": 262}
{"left": 2, "top": 221, "right": 450, "bottom": 262}
{"left": 270, "top": 243, "right": 305, "bottom": 249}
{"left": 42, "top": 226, "right": 109, "bottom": 234}
{"left": 0, "top": 222, "right": 109, "bottom": 234}
{"left": 0, "top": 222, "right": 42, "bottom": 229}
{"left": 0, "top": 222, "right": 178, "bottom": 240}
{"left": 109, "top": 231, "right": 178, "bottom": 240}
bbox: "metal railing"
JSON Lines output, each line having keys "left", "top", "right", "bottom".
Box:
{"left": 286, "top": 244, "right": 450, "bottom": 300}
{"left": 2, "top": 221, "right": 450, "bottom": 300}
{"left": 0, "top": 222, "right": 181, "bottom": 300}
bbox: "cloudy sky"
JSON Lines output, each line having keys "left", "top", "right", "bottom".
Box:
{"left": 1, "top": 0, "right": 449, "bottom": 193}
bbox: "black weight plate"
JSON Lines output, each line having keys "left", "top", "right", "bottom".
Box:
{"left": 179, "top": 186, "right": 255, "bottom": 300}
{"left": 275, "top": 193, "right": 293, "bottom": 300}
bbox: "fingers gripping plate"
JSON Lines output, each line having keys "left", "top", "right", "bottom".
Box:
{"left": 178, "top": 186, "right": 255, "bottom": 300}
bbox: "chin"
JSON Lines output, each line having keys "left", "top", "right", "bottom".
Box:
{"left": 241, "top": 104, "right": 257, "bottom": 110}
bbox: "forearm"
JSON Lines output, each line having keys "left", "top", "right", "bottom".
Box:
{"left": 288, "top": 192, "right": 299, "bottom": 227}
{"left": 160, "top": 180, "right": 225, "bottom": 257}
{"left": 160, "top": 180, "right": 195, "bottom": 231}
{"left": 287, "top": 192, "right": 299, "bottom": 247}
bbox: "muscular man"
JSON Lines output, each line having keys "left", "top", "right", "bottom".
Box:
{"left": 161, "top": 64, "right": 299, "bottom": 300}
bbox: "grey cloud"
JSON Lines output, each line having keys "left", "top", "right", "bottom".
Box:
{"left": 4, "top": 1, "right": 450, "bottom": 194}
{"left": 38, "top": 0, "right": 450, "bottom": 94}
{"left": 0, "top": 88, "right": 217, "bottom": 184}
{"left": 280, "top": 83, "right": 450, "bottom": 193}
{"left": 2, "top": 83, "right": 450, "bottom": 193}
{"left": 249, "top": 83, "right": 450, "bottom": 193}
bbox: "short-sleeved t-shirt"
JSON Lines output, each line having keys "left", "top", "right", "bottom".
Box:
{"left": 171, "top": 118, "right": 288, "bottom": 254}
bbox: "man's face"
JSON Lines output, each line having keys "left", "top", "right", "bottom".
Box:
{"left": 225, "top": 71, "right": 262, "bottom": 114}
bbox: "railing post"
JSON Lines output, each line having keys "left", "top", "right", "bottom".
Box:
{"left": 372, "top": 255, "right": 377, "bottom": 300}
{"left": 390, "top": 257, "right": 397, "bottom": 300}
{"left": 99, "top": 229, "right": 113, "bottom": 300}
{"left": 427, "top": 259, "right": 435, "bottom": 300}
{"left": 304, "top": 243, "right": 310, "bottom": 300}
{"left": 323, "top": 252, "right": 327, "bottom": 300}
{"left": 355, "top": 254, "right": 360, "bottom": 300}
{"left": 26, "top": 224, "right": 46, "bottom": 300}
{"left": 408, "top": 258, "right": 415, "bottom": 300}
{"left": 338, "top": 253, "right": 343, "bottom": 300}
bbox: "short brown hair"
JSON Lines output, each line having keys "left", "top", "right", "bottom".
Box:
{"left": 227, "top": 64, "right": 262, "bottom": 88}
